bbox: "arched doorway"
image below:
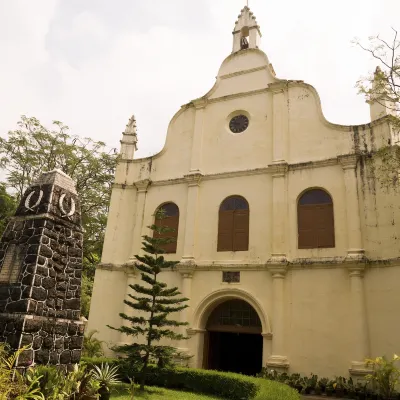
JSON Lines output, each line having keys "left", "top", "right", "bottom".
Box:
{"left": 203, "top": 299, "right": 263, "bottom": 376}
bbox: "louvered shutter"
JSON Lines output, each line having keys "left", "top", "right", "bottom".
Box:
{"left": 233, "top": 209, "right": 249, "bottom": 251}
{"left": 298, "top": 205, "right": 317, "bottom": 249}
{"left": 315, "top": 204, "right": 335, "bottom": 248}
{"left": 218, "top": 210, "right": 234, "bottom": 251}
{"left": 154, "top": 204, "right": 179, "bottom": 254}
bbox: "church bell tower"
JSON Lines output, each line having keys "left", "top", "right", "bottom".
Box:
{"left": 232, "top": 6, "right": 262, "bottom": 53}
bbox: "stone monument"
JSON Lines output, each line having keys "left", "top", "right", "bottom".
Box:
{"left": 0, "top": 170, "right": 85, "bottom": 369}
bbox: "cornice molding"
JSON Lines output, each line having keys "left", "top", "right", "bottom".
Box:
{"left": 268, "top": 162, "right": 289, "bottom": 177}
{"left": 183, "top": 172, "right": 203, "bottom": 187}
{"left": 208, "top": 87, "right": 269, "bottom": 104}
{"left": 338, "top": 154, "right": 359, "bottom": 170}
{"left": 220, "top": 65, "right": 268, "bottom": 80}
{"left": 112, "top": 183, "right": 136, "bottom": 190}
{"left": 192, "top": 98, "right": 208, "bottom": 109}
{"left": 134, "top": 179, "right": 151, "bottom": 192}
{"left": 289, "top": 158, "right": 338, "bottom": 171}
{"left": 96, "top": 257, "right": 400, "bottom": 273}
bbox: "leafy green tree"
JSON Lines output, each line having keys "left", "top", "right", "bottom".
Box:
{"left": 355, "top": 29, "right": 400, "bottom": 188}
{"left": 109, "top": 211, "right": 189, "bottom": 391}
{"left": 0, "top": 183, "right": 17, "bottom": 236}
{"left": 0, "top": 115, "right": 118, "bottom": 314}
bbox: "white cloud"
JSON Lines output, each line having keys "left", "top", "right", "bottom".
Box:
{"left": 0, "top": 0, "right": 399, "bottom": 160}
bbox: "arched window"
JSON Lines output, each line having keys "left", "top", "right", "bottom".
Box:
{"left": 297, "top": 189, "right": 335, "bottom": 249}
{"left": 154, "top": 202, "right": 179, "bottom": 254}
{"left": 218, "top": 196, "right": 249, "bottom": 252}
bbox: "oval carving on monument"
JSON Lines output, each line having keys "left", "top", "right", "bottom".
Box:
{"left": 24, "top": 189, "right": 43, "bottom": 211}
{"left": 59, "top": 193, "right": 76, "bottom": 218}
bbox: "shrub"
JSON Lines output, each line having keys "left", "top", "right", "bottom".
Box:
{"left": 82, "top": 357, "right": 300, "bottom": 400}
{"left": 365, "top": 354, "right": 400, "bottom": 399}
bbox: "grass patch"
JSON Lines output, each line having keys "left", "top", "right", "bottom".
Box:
{"left": 110, "top": 384, "right": 223, "bottom": 399}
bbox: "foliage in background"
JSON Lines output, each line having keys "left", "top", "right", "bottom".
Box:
{"left": 108, "top": 210, "right": 189, "bottom": 391}
{"left": 81, "top": 274, "right": 95, "bottom": 319}
{"left": 0, "top": 115, "right": 118, "bottom": 317}
{"left": 0, "top": 183, "right": 16, "bottom": 237}
{"left": 83, "top": 330, "right": 105, "bottom": 358}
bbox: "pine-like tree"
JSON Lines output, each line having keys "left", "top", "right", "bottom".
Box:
{"left": 108, "top": 210, "right": 189, "bottom": 390}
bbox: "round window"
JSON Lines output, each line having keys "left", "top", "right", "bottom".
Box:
{"left": 229, "top": 115, "right": 249, "bottom": 134}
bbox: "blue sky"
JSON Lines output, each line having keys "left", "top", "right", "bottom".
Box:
{"left": 0, "top": 0, "right": 398, "bottom": 158}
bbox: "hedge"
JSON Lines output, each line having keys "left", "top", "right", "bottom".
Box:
{"left": 82, "top": 358, "right": 300, "bottom": 400}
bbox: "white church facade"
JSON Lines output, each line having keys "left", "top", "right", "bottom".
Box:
{"left": 88, "top": 6, "right": 400, "bottom": 378}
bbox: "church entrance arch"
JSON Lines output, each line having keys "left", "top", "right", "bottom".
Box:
{"left": 203, "top": 299, "right": 263, "bottom": 376}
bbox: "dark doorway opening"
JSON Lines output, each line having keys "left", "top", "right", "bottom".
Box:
{"left": 203, "top": 299, "right": 263, "bottom": 376}
{"left": 207, "top": 331, "right": 262, "bottom": 376}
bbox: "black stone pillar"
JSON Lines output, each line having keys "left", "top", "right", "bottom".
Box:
{"left": 0, "top": 170, "right": 85, "bottom": 369}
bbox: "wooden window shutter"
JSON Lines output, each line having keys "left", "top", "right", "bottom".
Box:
{"left": 315, "top": 204, "right": 335, "bottom": 248}
{"left": 233, "top": 209, "right": 249, "bottom": 251}
{"left": 298, "top": 189, "right": 335, "bottom": 249}
{"left": 218, "top": 210, "right": 234, "bottom": 251}
{"left": 154, "top": 203, "right": 179, "bottom": 253}
{"left": 298, "top": 205, "right": 317, "bottom": 249}
{"left": 218, "top": 196, "right": 249, "bottom": 252}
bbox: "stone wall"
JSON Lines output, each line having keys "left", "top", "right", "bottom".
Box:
{"left": 0, "top": 170, "right": 85, "bottom": 369}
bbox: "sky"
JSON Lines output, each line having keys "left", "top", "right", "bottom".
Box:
{"left": 0, "top": 0, "right": 399, "bottom": 158}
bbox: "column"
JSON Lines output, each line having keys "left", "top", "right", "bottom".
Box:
{"left": 267, "top": 266, "right": 289, "bottom": 370}
{"left": 339, "top": 155, "right": 365, "bottom": 259}
{"left": 129, "top": 179, "right": 150, "bottom": 261}
{"left": 181, "top": 173, "right": 202, "bottom": 264}
{"left": 119, "top": 269, "right": 138, "bottom": 343}
{"left": 268, "top": 164, "right": 288, "bottom": 263}
{"left": 348, "top": 265, "right": 370, "bottom": 375}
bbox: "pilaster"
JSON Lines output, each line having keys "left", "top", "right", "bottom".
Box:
{"left": 129, "top": 179, "right": 151, "bottom": 260}
{"left": 346, "top": 262, "right": 371, "bottom": 377}
{"left": 177, "top": 264, "right": 195, "bottom": 352}
{"left": 266, "top": 265, "right": 289, "bottom": 370}
{"left": 181, "top": 173, "right": 203, "bottom": 264}
{"left": 189, "top": 99, "right": 207, "bottom": 173}
{"left": 270, "top": 81, "right": 289, "bottom": 164}
{"left": 120, "top": 266, "right": 139, "bottom": 343}
{"left": 338, "top": 155, "right": 365, "bottom": 261}
{"left": 268, "top": 163, "right": 289, "bottom": 264}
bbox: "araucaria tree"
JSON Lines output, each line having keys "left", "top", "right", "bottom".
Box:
{"left": 109, "top": 211, "right": 189, "bottom": 391}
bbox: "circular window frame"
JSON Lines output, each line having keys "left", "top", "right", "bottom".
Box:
{"left": 226, "top": 110, "right": 250, "bottom": 136}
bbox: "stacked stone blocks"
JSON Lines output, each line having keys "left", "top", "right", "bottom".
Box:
{"left": 0, "top": 170, "right": 85, "bottom": 368}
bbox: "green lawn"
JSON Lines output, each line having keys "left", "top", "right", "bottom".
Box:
{"left": 110, "top": 384, "right": 223, "bottom": 400}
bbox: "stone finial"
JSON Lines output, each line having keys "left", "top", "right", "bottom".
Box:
{"left": 120, "top": 115, "right": 138, "bottom": 160}
{"left": 33, "top": 169, "right": 77, "bottom": 195}
{"left": 125, "top": 115, "right": 137, "bottom": 136}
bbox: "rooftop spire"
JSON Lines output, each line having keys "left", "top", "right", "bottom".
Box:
{"left": 232, "top": 5, "right": 261, "bottom": 53}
